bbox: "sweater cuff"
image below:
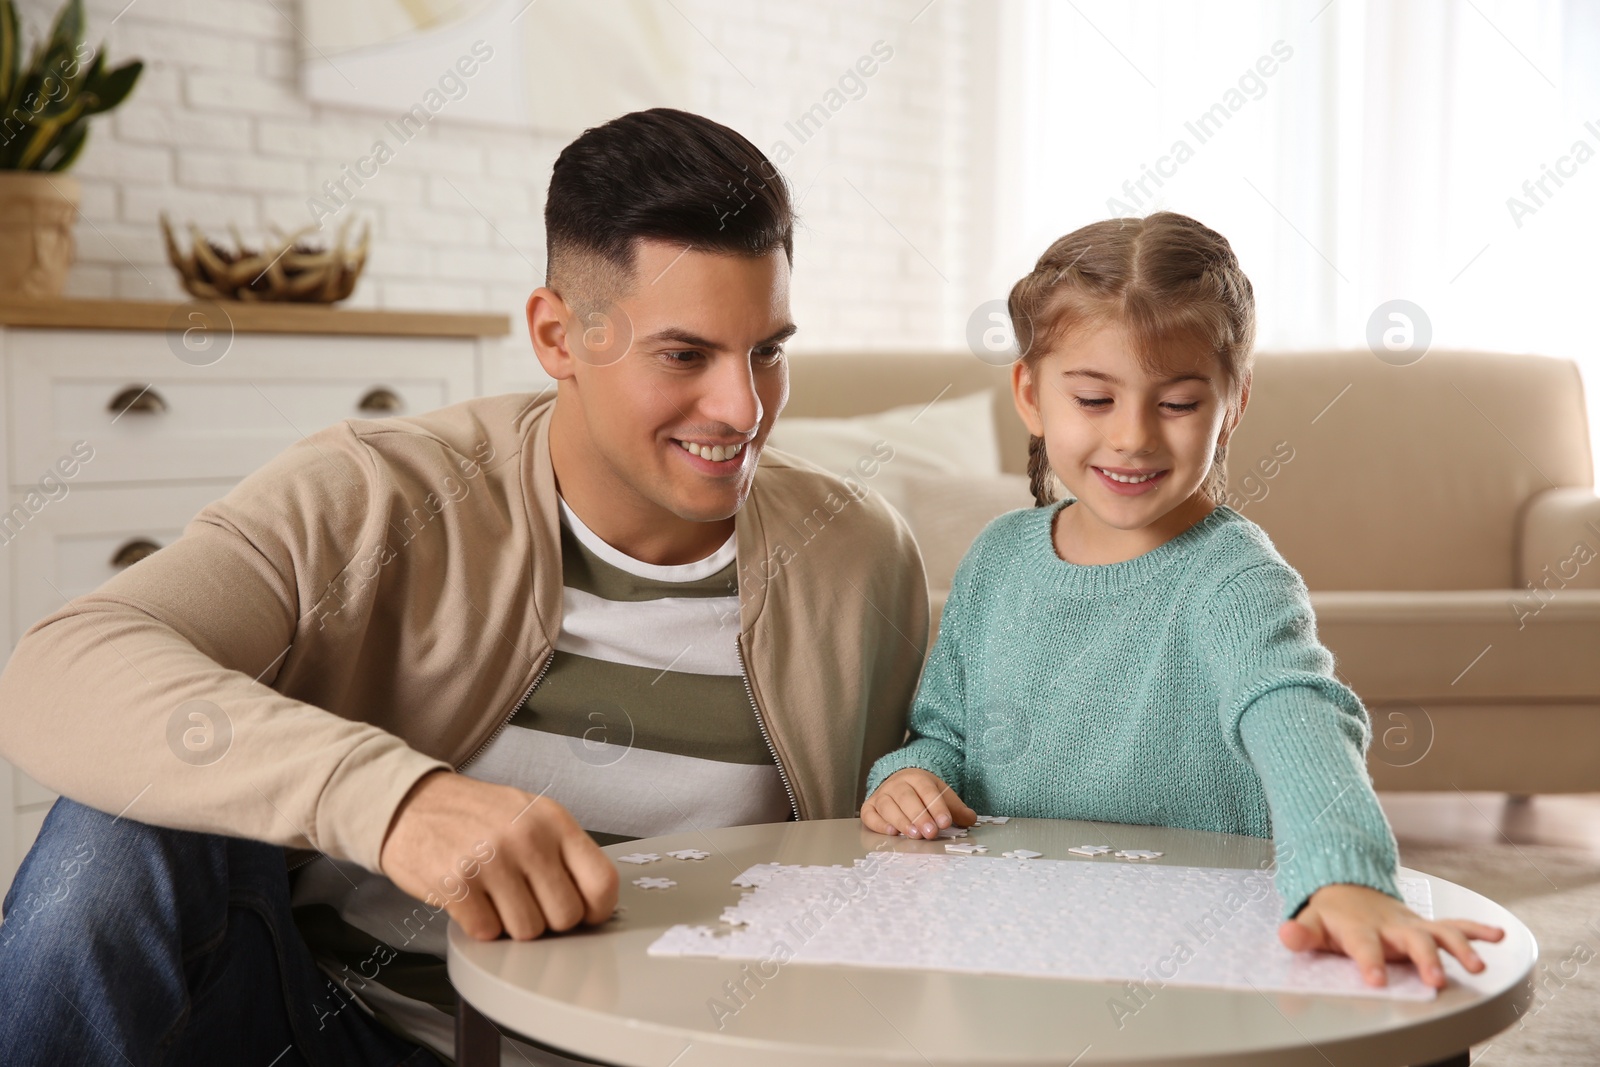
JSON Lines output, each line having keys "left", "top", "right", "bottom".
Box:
{"left": 864, "top": 738, "right": 965, "bottom": 802}
{"left": 320, "top": 739, "right": 453, "bottom": 873}
{"left": 1274, "top": 843, "right": 1404, "bottom": 920}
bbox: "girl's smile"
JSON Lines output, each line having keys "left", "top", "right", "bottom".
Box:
{"left": 1090, "top": 464, "right": 1171, "bottom": 494}
{"left": 1014, "top": 319, "right": 1247, "bottom": 565}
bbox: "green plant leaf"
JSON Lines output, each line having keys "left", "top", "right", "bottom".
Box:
{"left": 15, "top": 93, "right": 86, "bottom": 169}
{"left": 41, "top": 113, "right": 86, "bottom": 170}
{"left": 72, "top": 43, "right": 100, "bottom": 80}
{"left": 45, "top": 0, "right": 82, "bottom": 60}
{"left": 15, "top": 119, "right": 62, "bottom": 169}
{"left": 29, "top": 48, "right": 95, "bottom": 121}
{"left": 0, "top": 0, "right": 142, "bottom": 172}
{"left": 0, "top": 1, "right": 21, "bottom": 109}
{"left": 26, "top": 0, "right": 91, "bottom": 121}
{"left": 84, "top": 59, "right": 140, "bottom": 114}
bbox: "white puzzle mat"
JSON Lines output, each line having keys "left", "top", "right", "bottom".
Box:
{"left": 648, "top": 852, "right": 1439, "bottom": 1000}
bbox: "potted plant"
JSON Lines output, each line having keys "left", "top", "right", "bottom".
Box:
{"left": 0, "top": 0, "right": 141, "bottom": 298}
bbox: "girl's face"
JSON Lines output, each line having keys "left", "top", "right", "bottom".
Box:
{"left": 1013, "top": 319, "right": 1247, "bottom": 547}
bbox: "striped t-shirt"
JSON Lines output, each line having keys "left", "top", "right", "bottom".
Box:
{"left": 289, "top": 498, "right": 790, "bottom": 1063}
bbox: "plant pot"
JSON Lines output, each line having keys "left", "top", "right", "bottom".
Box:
{"left": 0, "top": 173, "right": 80, "bottom": 299}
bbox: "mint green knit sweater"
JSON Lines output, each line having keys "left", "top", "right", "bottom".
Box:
{"left": 866, "top": 502, "right": 1402, "bottom": 918}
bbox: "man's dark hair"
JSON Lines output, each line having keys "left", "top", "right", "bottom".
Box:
{"left": 544, "top": 108, "right": 794, "bottom": 305}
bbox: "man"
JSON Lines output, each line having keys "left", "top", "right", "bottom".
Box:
{"left": 0, "top": 108, "right": 928, "bottom": 1065}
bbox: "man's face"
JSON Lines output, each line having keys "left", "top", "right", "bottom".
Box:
{"left": 536, "top": 239, "right": 795, "bottom": 525}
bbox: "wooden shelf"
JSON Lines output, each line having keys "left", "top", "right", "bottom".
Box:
{"left": 0, "top": 298, "right": 511, "bottom": 338}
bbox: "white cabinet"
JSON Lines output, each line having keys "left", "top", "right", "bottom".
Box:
{"left": 6, "top": 482, "right": 231, "bottom": 652}
{"left": 0, "top": 303, "right": 505, "bottom": 896}
{"left": 9, "top": 333, "right": 467, "bottom": 484}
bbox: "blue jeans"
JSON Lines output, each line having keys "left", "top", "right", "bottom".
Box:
{"left": 0, "top": 796, "right": 445, "bottom": 1066}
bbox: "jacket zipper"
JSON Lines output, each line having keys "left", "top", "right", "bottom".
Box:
{"left": 457, "top": 649, "right": 556, "bottom": 774}
{"left": 287, "top": 650, "right": 556, "bottom": 875}
{"left": 736, "top": 640, "right": 799, "bottom": 822}
{"left": 288, "top": 849, "right": 320, "bottom": 873}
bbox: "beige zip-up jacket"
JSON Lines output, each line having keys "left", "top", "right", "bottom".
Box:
{"left": 0, "top": 391, "right": 929, "bottom": 874}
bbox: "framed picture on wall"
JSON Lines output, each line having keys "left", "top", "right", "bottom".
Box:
{"left": 299, "top": 0, "right": 694, "bottom": 133}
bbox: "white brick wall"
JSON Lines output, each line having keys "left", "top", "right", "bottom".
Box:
{"left": 19, "top": 0, "right": 971, "bottom": 352}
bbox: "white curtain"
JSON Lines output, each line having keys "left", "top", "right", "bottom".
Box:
{"left": 979, "top": 0, "right": 1600, "bottom": 463}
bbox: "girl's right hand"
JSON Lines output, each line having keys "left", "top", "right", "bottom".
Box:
{"left": 861, "top": 768, "right": 977, "bottom": 839}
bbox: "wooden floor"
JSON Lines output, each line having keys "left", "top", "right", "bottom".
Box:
{"left": 1381, "top": 790, "right": 1600, "bottom": 856}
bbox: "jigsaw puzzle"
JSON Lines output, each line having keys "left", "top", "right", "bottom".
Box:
{"left": 648, "top": 852, "right": 1438, "bottom": 1000}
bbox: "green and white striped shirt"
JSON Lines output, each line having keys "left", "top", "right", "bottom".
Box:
{"left": 466, "top": 497, "right": 791, "bottom": 842}
{"left": 290, "top": 497, "right": 789, "bottom": 1062}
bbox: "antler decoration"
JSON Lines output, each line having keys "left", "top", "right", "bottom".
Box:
{"left": 159, "top": 214, "right": 370, "bottom": 303}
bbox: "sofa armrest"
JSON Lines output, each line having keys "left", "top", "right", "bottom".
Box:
{"left": 1518, "top": 487, "right": 1600, "bottom": 588}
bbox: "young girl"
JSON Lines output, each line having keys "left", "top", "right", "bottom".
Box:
{"left": 862, "top": 212, "right": 1502, "bottom": 989}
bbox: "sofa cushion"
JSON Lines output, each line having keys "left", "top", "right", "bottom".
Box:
{"left": 1312, "top": 590, "right": 1600, "bottom": 702}
{"left": 882, "top": 471, "right": 1035, "bottom": 597}
{"left": 1226, "top": 350, "right": 1592, "bottom": 591}
{"left": 1366, "top": 703, "right": 1600, "bottom": 793}
{"left": 767, "top": 388, "right": 1001, "bottom": 480}
{"left": 782, "top": 353, "right": 1030, "bottom": 475}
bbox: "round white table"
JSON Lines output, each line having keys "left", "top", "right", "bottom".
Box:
{"left": 448, "top": 818, "right": 1536, "bottom": 1066}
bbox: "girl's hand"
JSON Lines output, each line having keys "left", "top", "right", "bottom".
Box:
{"left": 861, "top": 768, "right": 977, "bottom": 838}
{"left": 1279, "top": 883, "right": 1505, "bottom": 989}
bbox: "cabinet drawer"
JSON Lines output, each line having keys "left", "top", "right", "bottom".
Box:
{"left": 8, "top": 329, "right": 476, "bottom": 486}
{"left": 6, "top": 483, "right": 230, "bottom": 646}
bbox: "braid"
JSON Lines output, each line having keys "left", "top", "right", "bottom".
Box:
{"left": 1027, "top": 435, "right": 1056, "bottom": 507}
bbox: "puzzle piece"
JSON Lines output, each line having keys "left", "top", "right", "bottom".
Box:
{"left": 617, "top": 852, "right": 661, "bottom": 864}
{"left": 633, "top": 877, "right": 677, "bottom": 890}
{"left": 1114, "top": 850, "right": 1164, "bottom": 861}
{"left": 973, "top": 815, "right": 1010, "bottom": 824}
{"left": 944, "top": 842, "right": 989, "bottom": 854}
{"left": 935, "top": 826, "right": 969, "bottom": 839}
{"left": 1002, "top": 849, "right": 1042, "bottom": 860}
{"left": 666, "top": 849, "right": 711, "bottom": 861}
{"left": 730, "top": 863, "right": 789, "bottom": 887}
{"left": 1066, "top": 845, "right": 1113, "bottom": 857}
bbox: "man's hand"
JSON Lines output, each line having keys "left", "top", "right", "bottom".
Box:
{"left": 861, "top": 767, "right": 977, "bottom": 839}
{"left": 1279, "top": 882, "right": 1504, "bottom": 989}
{"left": 379, "top": 770, "right": 618, "bottom": 941}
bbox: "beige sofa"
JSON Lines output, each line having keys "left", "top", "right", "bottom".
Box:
{"left": 784, "top": 350, "right": 1600, "bottom": 795}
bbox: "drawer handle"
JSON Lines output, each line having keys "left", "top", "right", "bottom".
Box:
{"left": 111, "top": 538, "right": 162, "bottom": 569}
{"left": 358, "top": 387, "right": 403, "bottom": 414}
{"left": 108, "top": 386, "right": 167, "bottom": 417}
